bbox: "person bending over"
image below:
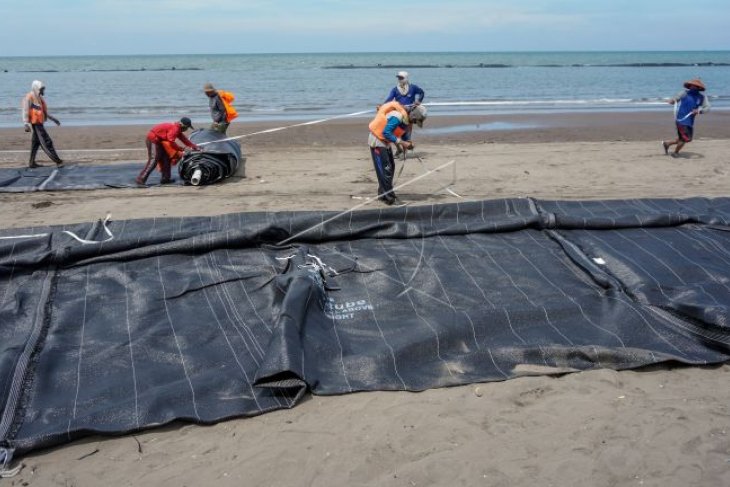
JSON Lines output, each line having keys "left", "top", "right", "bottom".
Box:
{"left": 367, "top": 102, "right": 427, "bottom": 206}
{"left": 136, "top": 117, "right": 198, "bottom": 185}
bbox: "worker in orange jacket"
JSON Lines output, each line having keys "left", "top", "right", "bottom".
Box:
{"left": 21, "top": 80, "right": 64, "bottom": 169}
{"left": 136, "top": 117, "right": 198, "bottom": 185}
{"left": 368, "top": 102, "right": 427, "bottom": 205}
{"left": 203, "top": 82, "right": 238, "bottom": 134}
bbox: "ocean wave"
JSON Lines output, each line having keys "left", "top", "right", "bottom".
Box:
{"left": 84, "top": 67, "right": 202, "bottom": 72}
{"left": 323, "top": 61, "right": 730, "bottom": 70}
{"left": 283, "top": 106, "right": 327, "bottom": 112}
{"left": 426, "top": 98, "right": 667, "bottom": 107}
{"left": 9, "top": 67, "right": 201, "bottom": 73}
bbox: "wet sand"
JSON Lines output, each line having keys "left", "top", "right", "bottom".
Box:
{"left": 1, "top": 110, "right": 728, "bottom": 153}
{"left": 1, "top": 110, "right": 730, "bottom": 486}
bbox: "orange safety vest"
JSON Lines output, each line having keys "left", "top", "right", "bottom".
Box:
{"left": 218, "top": 90, "right": 238, "bottom": 123}
{"left": 155, "top": 140, "right": 183, "bottom": 171}
{"left": 25, "top": 94, "right": 47, "bottom": 124}
{"left": 158, "top": 140, "right": 183, "bottom": 168}
{"left": 369, "top": 101, "right": 408, "bottom": 142}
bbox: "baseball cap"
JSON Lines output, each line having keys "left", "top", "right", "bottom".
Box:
{"left": 396, "top": 71, "right": 409, "bottom": 80}
{"left": 180, "top": 117, "right": 194, "bottom": 129}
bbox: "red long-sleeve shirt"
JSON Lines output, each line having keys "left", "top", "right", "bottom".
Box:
{"left": 147, "top": 122, "right": 196, "bottom": 151}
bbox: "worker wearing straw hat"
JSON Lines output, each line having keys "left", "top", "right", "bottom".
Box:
{"left": 203, "top": 83, "right": 238, "bottom": 134}
{"left": 662, "top": 78, "right": 710, "bottom": 157}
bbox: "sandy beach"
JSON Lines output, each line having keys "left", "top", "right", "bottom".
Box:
{"left": 2, "top": 111, "right": 730, "bottom": 486}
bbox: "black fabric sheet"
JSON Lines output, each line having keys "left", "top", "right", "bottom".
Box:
{"left": 178, "top": 129, "right": 244, "bottom": 185}
{"left": 0, "top": 163, "right": 183, "bottom": 192}
{"left": 1, "top": 197, "right": 730, "bottom": 462}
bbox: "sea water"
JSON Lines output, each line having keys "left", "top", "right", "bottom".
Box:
{"left": 1, "top": 51, "right": 728, "bottom": 127}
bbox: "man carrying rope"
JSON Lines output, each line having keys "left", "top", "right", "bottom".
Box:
{"left": 662, "top": 78, "right": 710, "bottom": 158}
{"left": 368, "top": 102, "right": 427, "bottom": 206}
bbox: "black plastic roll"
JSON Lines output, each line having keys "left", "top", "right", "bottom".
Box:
{"left": 178, "top": 129, "right": 244, "bottom": 185}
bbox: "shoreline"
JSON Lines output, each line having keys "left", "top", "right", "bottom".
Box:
{"left": 1, "top": 105, "right": 728, "bottom": 130}
{"left": 0, "top": 111, "right": 728, "bottom": 160}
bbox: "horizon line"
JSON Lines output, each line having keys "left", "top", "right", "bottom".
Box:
{"left": 2, "top": 49, "right": 730, "bottom": 59}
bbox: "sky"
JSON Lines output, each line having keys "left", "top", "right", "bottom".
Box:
{"left": 1, "top": 0, "right": 729, "bottom": 56}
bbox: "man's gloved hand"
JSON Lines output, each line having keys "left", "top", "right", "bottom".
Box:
{"left": 24, "top": 123, "right": 31, "bottom": 133}
{"left": 398, "top": 140, "right": 414, "bottom": 153}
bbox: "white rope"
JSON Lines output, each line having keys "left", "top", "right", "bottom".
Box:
{"left": 0, "top": 214, "right": 114, "bottom": 243}
{"left": 38, "top": 168, "right": 59, "bottom": 191}
{"left": 0, "top": 148, "right": 143, "bottom": 154}
{"left": 304, "top": 253, "right": 339, "bottom": 276}
{"left": 0, "top": 463, "right": 23, "bottom": 479}
{"left": 196, "top": 109, "right": 373, "bottom": 146}
{"left": 0, "top": 109, "right": 374, "bottom": 154}
{"left": 0, "top": 233, "right": 49, "bottom": 240}
{"left": 673, "top": 100, "right": 696, "bottom": 122}
{"left": 275, "top": 254, "right": 297, "bottom": 261}
{"left": 61, "top": 214, "right": 114, "bottom": 245}
{"left": 396, "top": 150, "right": 461, "bottom": 198}
{"left": 276, "top": 159, "right": 456, "bottom": 246}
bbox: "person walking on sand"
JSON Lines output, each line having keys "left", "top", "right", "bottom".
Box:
{"left": 383, "top": 72, "right": 425, "bottom": 156}
{"left": 368, "top": 101, "right": 427, "bottom": 206}
{"left": 21, "top": 80, "right": 64, "bottom": 169}
{"left": 662, "top": 78, "right": 710, "bottom": 157}
{"left": 136, "top": 117, "right": 199, "bottom": 186}
{"left": 203, "top": 83, "right": 238, "bottom": 134}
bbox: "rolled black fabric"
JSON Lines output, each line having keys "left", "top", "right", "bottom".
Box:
{"left": 178, "top": 129, "right": 244, "bottom": 185}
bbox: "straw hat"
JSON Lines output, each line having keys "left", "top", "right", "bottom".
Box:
{"left": 683, "top": 79, "right": 706, "bottom": 91}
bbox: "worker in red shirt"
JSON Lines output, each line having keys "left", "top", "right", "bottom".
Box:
{"left": 136, "top": 117, "right": 199, "bottom": 185}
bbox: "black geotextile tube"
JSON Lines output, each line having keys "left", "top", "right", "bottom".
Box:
{"left": 2, "top": 197, "right": 730, "bottom": 460}
{"left": 178, "top": 129, "right": 244, "bottom": 185}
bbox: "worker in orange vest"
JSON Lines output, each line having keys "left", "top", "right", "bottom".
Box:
{"left": 136, "top": 117, "right": 198, "bottom": 186}
{"left": 368, "top": 102, "right": 427, "bottom": 205}
{"left": 21, "top": 80, "right": 64, "bottom": 169}
{"left": 203, "top": 83, "right": 238, "bottom": 134}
